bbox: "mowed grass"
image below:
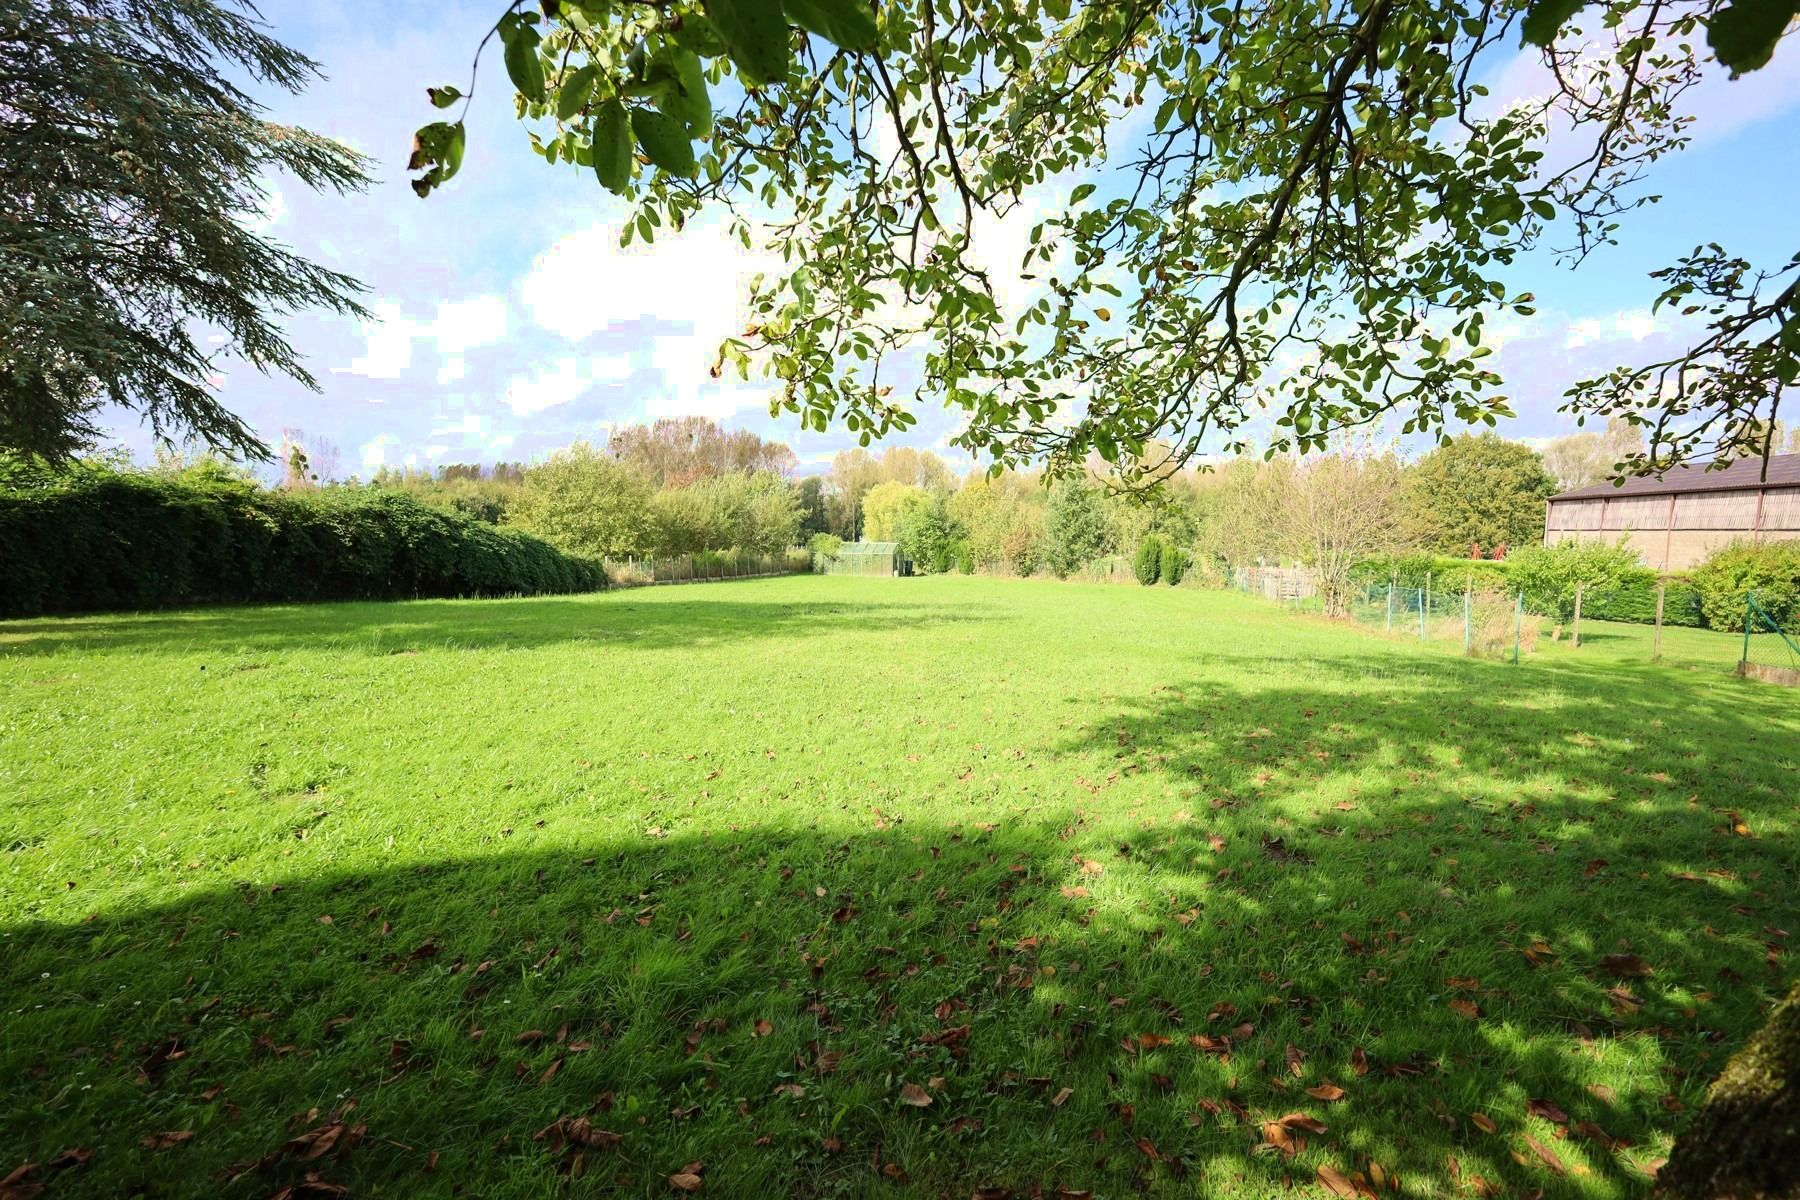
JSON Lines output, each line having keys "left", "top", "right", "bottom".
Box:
{"left": 2, "top": 577, "right": 1796, "bottom": 1199}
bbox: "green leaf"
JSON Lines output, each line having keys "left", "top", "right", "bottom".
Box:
{"left": 408, "top": 121, "right": 466, "bottom": 198}
{"left": 592, "top": 100, "right": 632, "bottom": 193}
{"left": 442, "top": 122, "right": 466, "bottom": 179}
{"left": 705, "top": 0, "right": 792, "bottom": 85}
{"left": 557, "top": 65, "right": 598, "bottom": 121}
{"left": 658, "top": 50, "right": 713, "bottom": 135}
{"left": 427, "top": 84, "right": 462, "bottom": 109}
{"left": 1520, "top": 0, "right": 1586, "bottom": 46}
{"left": 631, "top": 107, "right": 697, "bottom": 177}
{"left": 1707, "top": 0, "right": 1798, "bottom": 74}
{"left": 1070, "top": 182, "right": 1096, "bottom": 204}
{"left": 504, "top": 33, "right": 547, "bottom": 103}
{"left": 671, "top": 13, "right": 728, "bottom": 55}
{"left": 782, "top": 0, "right": 879, "bottom": 52}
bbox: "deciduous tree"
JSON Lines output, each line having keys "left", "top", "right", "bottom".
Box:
{"left": 1403, "top": 433, "right": 1556, "bottom": 554}
{"left": 421, "top": 0, "right": 1795, "bottom": 480}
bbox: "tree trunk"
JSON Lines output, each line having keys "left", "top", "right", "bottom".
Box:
{"left": 1656, "top": 979, "right": 1800, "bottom": 1200}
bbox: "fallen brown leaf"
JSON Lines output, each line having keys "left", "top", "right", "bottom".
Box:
{"left": 898, "top": 1083, "right": 933, "bottom": 1108}
{"left": 1524, "top": 1134, "right": 1566, "bottom": 1176}
{"left": 141, "top": 1131, "right": 194, "bottom": 1150}
{"left": 1526, "top": 1098, "right": 1569, "bottom": 1125}
{"left": 1316, "top": 1164, "right": 1359, "bottom": 1198}
{"left": 1598, "top": 953, "right": 1651, "bottom": 978}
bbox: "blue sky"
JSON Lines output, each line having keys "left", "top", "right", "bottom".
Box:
{"left": 99, "top": 1, "right": 1800, "bottom": 477}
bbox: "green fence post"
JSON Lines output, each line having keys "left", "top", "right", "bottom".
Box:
{"left": 1418, "top": 591, "right": 1426, "bottom": 641}
{"left": 1742, "top": 589, "right": 1755, "bottom": 670}
{"left": 1464, "top": 589, "right": 1471, "bottom": 656}
{"left": 1386, "top": 583, "right": 1393, "bottom": 633}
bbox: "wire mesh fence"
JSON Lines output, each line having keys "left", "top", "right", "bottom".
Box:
{"left": 603, "top": 549, "right": 811, "bottom": 587}
{"left": 1226, "top": 565, "right": 1794, "bottom": 681}
{"left": 1740, "top": 592, "right": 1800, "bottom": 685}
{"left": 1336, "top": 581, "right": 1535, "bottom": 659}
{"left": 819, "top": 542, "right": 910, "bottom": 576}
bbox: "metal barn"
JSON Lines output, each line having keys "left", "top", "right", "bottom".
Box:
{"left": 1544, "top": 453, "right": 1800, "bottom": 571}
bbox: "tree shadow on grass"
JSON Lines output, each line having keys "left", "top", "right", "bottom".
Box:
{"left": 2, "top": 646, "right": 1794, "bottom": 1199}
{"left": 1055, "top": 647, "right": 1798, "bottom": 1191}
{"left": 0, "top": 582, "right": 1000, "bottom": 660}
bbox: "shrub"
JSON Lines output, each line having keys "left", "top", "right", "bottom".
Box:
{"left": 1159, "top": 541, "right": 1189, "bottom": 586}
{"left": 1581, "top": 576, "right": 1705, "bottom": 628}
{"left": 0, "top": 466, "right": 603, "bottom": 617}
{"left": 1133, "top": 535, "right": 1163, "bottom": 585}
{"left": 1689, "top": 540, "right": 1800, "bottom": 631}
{"left": 1042, "top": 480, "right": 1108, "bottom": 578}
{"left": 1504, "top": 540, "right": 1646, "bottom": 621}
{"left": 956, "top": 542, "right": 975, "bottom": 575}
{"left": 808, "top": 532, "right": 843, "bottom": 567}
{"left": 1001, "top": 524, "right": 1041, "bottom": 577}
{"left": 1354, "top": 552, "right": 1511, "bottom": 593}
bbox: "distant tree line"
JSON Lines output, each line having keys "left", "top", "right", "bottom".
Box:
{"left": 31, "top": 409, "right": 1792, "bottom": 615}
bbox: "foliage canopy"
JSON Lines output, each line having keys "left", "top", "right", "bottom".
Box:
{"left": 424, "top": 0, "right": 1795, "bottom": 479}
{"left": 1, "top": 0, "right": 370, "bottom": 459}
{"left": 1403, "top": 432, "right": 1557, "bottom": 554}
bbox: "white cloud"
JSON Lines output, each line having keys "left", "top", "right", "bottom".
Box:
{"left": 360, "top": 432, "right": 401, "bottom": 470}
{"left": 522, "top": 219, "right": 770, "bottom": 343}
{"left": 432, "top": 295, "right": 508, "bottom": 353}
{"left": 520, "top": 218, "right": 781, "bottom": 420}
{"left": 1478, "top": 40, "right": 1800, "bottom": 151}
{"left": 432, "top": 412, "right": 484, "bottom": 437}
{"left": 345, "top": 301, "right": 416, "bottom": 380}
{"left": 1565, "top": 307, "right": 1660, "bottom": 348}
{"left": 339, "top": 295, "right": 509, "bottom": 381}
{"left": 502, "top": 355, "right": 634, "bottom": 417}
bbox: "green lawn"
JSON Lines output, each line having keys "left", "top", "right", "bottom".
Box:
{"left": 3, "top": 577, "right": 1795, "bottom": 1198}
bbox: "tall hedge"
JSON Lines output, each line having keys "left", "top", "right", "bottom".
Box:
{"left": 1689, "top": 540, "right": 1800, "bottom": 632}
{"left": 0, "top": 468, "right": 604, "bottom": 617}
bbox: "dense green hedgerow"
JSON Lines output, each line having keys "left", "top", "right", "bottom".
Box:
{"left": 1581, "top": 576, "right": 1706, "bottom": 628}
{"left": 1688, "top": 540, "right": 1800, "bottom": 633}
{"left": 0, "top": 465, "right": 603, "bottom": 616}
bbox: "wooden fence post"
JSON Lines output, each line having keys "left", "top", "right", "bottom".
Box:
{"left": 1653, "top": 579, "right": 1666, "bottom": 662}
{"left": 1572, "top": 582, "right": 1585, "bottom": 648}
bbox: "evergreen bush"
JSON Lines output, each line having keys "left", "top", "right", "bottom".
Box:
{"left": 1159, "top": 541, "right": 1189, "bottom": 585}
{"left": 1133, "top": 535, "right": 1163, "bottom": 585}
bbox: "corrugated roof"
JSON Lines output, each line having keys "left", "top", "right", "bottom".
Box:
{"left": 1550, "top": 453, "right": 1800, "bottom": 502}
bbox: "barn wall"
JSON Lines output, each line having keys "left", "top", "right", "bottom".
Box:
{"left": 1542, "top": 486, "right": 1800, "bottom": 570}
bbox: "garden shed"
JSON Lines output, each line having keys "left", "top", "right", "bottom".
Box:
{"left": 1544, "top": 453, "right": 1800, "bottom": 570}
{"left": 822, "top": 542, "right": 912, "bottom": 576}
